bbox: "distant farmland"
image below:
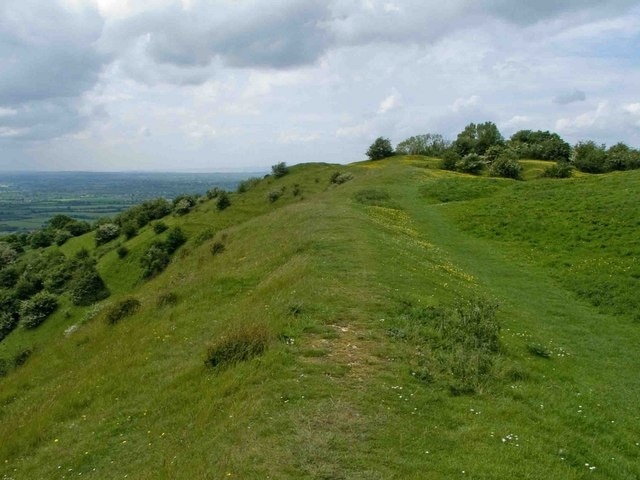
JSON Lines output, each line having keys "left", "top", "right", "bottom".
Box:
{"left": 0, "top": 171, "right": 260, "bottom": 234}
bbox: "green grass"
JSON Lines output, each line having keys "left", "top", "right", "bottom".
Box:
{"left": 1, "top": 157, "right": 639, "bottom": 478}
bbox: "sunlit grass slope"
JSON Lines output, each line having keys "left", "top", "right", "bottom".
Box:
{"left": 1, "top": 157, "right": 639, "bottom": 479}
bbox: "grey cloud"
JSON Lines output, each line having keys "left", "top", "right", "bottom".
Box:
{"left": 554, "top": 90, "right": 587, "bottom": 105}
{"left": 484, "top": 0, "right": 639, "bottom": 25}
{"left": 103, "top": 0, "right": 331, "bottom": 82}
{"left": 0, "top": 0, "right": 109, "bottom": 142}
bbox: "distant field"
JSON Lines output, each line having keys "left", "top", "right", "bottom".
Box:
{"left": 0, "top": 171, "right": 262, "bottom": 234}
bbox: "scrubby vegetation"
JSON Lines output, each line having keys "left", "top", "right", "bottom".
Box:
{"left": 104, "top": 297, "right": 141, "bottom": 325}
{"left": 205, "top": 323, "right": 270, "bottom": 368}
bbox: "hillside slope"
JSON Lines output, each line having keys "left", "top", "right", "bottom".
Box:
{"left": 1, "top": 158, "right": 639, "bottom": 479}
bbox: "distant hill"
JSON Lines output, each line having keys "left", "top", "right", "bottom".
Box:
{"left": 1, "top": 157, "right": 639, "bottom": 478}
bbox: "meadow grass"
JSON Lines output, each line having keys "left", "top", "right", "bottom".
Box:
{"left": 1, "top": 157, "right": 639, "bottom": 478}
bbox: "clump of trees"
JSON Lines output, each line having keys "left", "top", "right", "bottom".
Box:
{"left": 385, "top": 122, "right": 640, "bottom": 178}
{"left": 366, "top": 137, "right": 394, "bottom": 160}
{"left": 140, "top": 226, "right": 186, "bottom": 279}
{"left": 271, "top": 162, "right": 289, "bottom": 178}
{"left": 396, "top": 134, "right": 450, "bottom": 157}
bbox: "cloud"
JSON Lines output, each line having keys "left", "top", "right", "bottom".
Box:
{"left": 452, "top": 95, "right": 480, "bottom": 112}
{"left": 378, "top": 88, "right": 401, "bottom": 114}
{"left": 554, "top": 90, "right": 587, "bottom": 105}
{"left": 0, "top": 0, "right": 108, "bottom": 142}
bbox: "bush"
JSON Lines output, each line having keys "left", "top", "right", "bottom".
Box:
{"left": 193, "top": 228, "right": 214, "bottom": 247}
{"left": 66, "top": 220, "right": 91, "bottom": 237}
{"left": 541, "top": 162, "right": 573, "bottom": 178}
{"left": 122, "top": 223, "right": 138, "bottom": 240}
{"left": 0, "top": 358, "right": 8, "bottom": 377}
{"left": 211, "top": 241, "right": 225, "bottom": 256}
{"left": 153, "top": 221, "right": 168, "bottom": 234}
{"left": 205, "top": 323, "right": 270, "bottom": 368}
{"left": 366, "top": 137, "right": 394, "bottom": 160}
{"left": 54, "top": 230, "right": 72, "bottom": 246}
{"left": 173, "top": 197, "right": 196, "bottom": 216}
{"left": 456, "top": 153, "right": 485, "bottom": 174}
{"left": 29, "top": 230, "right": 53, "bottom": 249}
{"left": 573, "top": 141, "right": 607, "bottom": 173}
{"left": 0, "top": 312, "right": 19, "bottom": 342}
{"left": 95, "top": 223, "right": 120, "bottom": 246}
{"left": 20, "top": 292, "right": 59, "bottom": 329}
{"left": 164, "top": 227, "right": 186, "bottom": 254}
{"left": 237, "top": 177, "right": 260, "bottom": 193}
{"left": 330, "top": 172, "right": 354, "bottom": 184}
{"left": 440, "top": 150, "right": 460, "bottom": 171}
{"left": 207, "top": 187, "right": 223, "bottom": 199}
{"left": 105, "top": 297, "right": 141, "bottom": 325}
{"left": 271, "top": 162, "right": 289, "bottom": 178}
{"left": 156, "top": 292, "right": 178, "bottom": 309}
{"left": 70, "top": 270, "right": 110, "bottom": 306}
{"left": 267, "top": 190, "right": 283, "bottom": 203}
{"left": 216, "top": 192, "right": 231, "bottom": 211}
{"left": 117, "top": 246, "right": 129, "bottom": 258}
{"left": 489, "top": 157, "right": 522, "bottom": 179}
{"left": 140, "top": 242, "right": 171, "bottom": 279}
{"left": 13, "top": 347, "right": 32, "bottom": 367}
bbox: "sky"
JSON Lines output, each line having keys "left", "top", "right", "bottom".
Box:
{"left": 1, "top": 0, "right": 640, "bottom": 172}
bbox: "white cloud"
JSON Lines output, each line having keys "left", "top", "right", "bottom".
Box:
{"left": 378, "top": 88, "right": 401, "bottom": 114}
{"left": 452, "top": 95, "right": 480, "bottom": 113}
{"left": 624, "top": 103, "right": 640, "bottom": 115}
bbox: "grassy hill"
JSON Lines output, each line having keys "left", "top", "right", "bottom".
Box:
{"left": 1, "top": 157, "right": 639, "bottom": 479}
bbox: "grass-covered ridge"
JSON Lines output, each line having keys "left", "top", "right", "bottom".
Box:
{"left": 1, "top": 157, "right": 639, "bottom": 478}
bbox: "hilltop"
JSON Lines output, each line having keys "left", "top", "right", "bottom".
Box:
{"left": 1, "top": 157, "right": 639, "bottom": 479}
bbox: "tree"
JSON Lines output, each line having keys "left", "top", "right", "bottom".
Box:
{"left": 271, "top": 162, "right": 289, "bottom": 178}
{"left": 396, "top": 134, "right": 450, "bottom": 157}
{"left": 366, "top": 137, "right": 394, "bottom": 160}
{"left": 573, "top": 141, "right": 607, "bottom": 173}
{"left": 453, "top": 122, "right": 504, "bottom": 156}
{"left": 508, "top": 130, "right": 571, "bottom": 162}
{"left": 216, "top": 192, "right": 231, "bottom": 211}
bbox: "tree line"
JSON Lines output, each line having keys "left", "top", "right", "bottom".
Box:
{"left": 366, "top": 122, "right": 640, "bottom": 178}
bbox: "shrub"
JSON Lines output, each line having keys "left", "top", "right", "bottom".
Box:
{"left": 140, "top": 242, "right": 170, "bottom": 279}
{"left": 237, "top": 177, "right": 260, "bottom": 193}
{"left": 117, "top": 246, "right": 129, "bottom": 258}
{"left": 440, "top": 150, "right": 460, "bottom": 171}
{"left": 0, "top": 267, "right": 19, "bottom": 289}
{"left": 193, "top": 228, "right": 214, "bottom": 247}
{"left": 211, "top": 242, "right": 225, "bottom": 256}
{"left": 153, "top": 221, "right": 168, "bottom": 234}
{"left": 207, "top": 187, "right": 223, "bottom": 199}
{"left": 95, "top": 223, "right": 120, "bottom": 246}
{"left": 20, "top": 292, "right": 59, "bottom": 329}
{"left": 456, "top": 153, "right": 485, "bottom": 174}
{"left": 0, "top": 242, "right": 17, "bottom": 269}
{"left": 70, "top": 270, "right": 110, "bottom": 306}
{"left": 205, "top": 323, "right": 270, "bottom": 368}
{"left": 573, "top": 141, "right": 607, "bottom": 173}
{"left": 366, "top": 137, "right": 394, "bottom": 160}
{"left": 29, "top": 230, "right": 53, "bottom": 249}
{"left": 54, "top": 230, "right": 72, "bottom": 246}
{"left": 267, "top": 190, "right": 283, "bottom": 203}
{"left": 292, "top": 184, "right": 302, "bottom": 196}
{"left": 105, "top": 297, "right": 141, "bottom": 325}
{"left": 541, "top": 162, "right": 573, "bottom": 178}
{"left": 164, "top": 227, "right": 187, "bottom": 254}
{"left": 489, "top": 157, "right": 521, "bottom": 179}
{"left": 156, "top": 292, "right": 178, "bottom": 309}
{"left": 173, "top": 197, "right": 195, "bottom": 216}
{"left": 122, "top": 223, "right": 138, "bottom": 240}
{"left": 0, "top": 358, "right": 8, "bottom": 377}
{"left": 527, "top": 343, "right": 551, "bottom": 359}
{"left": 271, "top": 162, "right": 289, "bottom": 178}
{"left": 330, "top": 172, "right": 354, "bottom": 184}
{"left": 66, "top": 220, "right": 91, "bottom": 237}
{"left": 13, "top": 347, "right": 32, "bottom": 367}
{"left": 0, "top": 312, "right": 19, "bottom": 342}
{"left": 216, "top": 192, "right": 231, "bottom": 211}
